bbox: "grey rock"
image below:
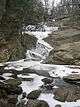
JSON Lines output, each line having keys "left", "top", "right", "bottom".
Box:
{"left": 63, "top": 74, "right": 80, "bottom": 84}
{"left": 42, "top": 78, "right": 53, "bottom": 85}
{"left": 55, "top": 104, "right": 61, "bottom": 107}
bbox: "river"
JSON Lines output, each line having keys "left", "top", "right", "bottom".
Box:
{"left": 1, "top": 24, "right": 80, "bottom": 107}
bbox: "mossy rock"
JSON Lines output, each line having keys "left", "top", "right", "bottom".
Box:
{"left": 0, "top": 81, "right": 22, "bottom": 95}
{"left": 5, "top": 79, "right": 22, "bottom": 87}
{"left": 27, "top": 90, "right": 41, "bottom": 99}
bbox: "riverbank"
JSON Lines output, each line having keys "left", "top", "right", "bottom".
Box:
{"left": 44, "top": 27, "right": 80, "bottom": 65}
{"left": 0, "top": 33, "right": 37, "bottom": 63}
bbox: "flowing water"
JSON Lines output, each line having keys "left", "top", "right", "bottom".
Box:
{"left": 1, "top": 24, "right": 80, "bottom": 107}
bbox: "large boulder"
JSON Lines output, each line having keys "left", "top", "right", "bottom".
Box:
{"left": 0, "top": 37, "right": 25, "bottom": 62}
{"left": 0, "top": 79, "right": 22, "bottom": 95}
{"left": 0, "top": 33, "right": 37, "bottom": 62}
{"left": 44, "top": 28, "right": 80, "bottom": 65}
{"left": 63, "top": 74, "right": 80, "bottom": 84}
{"left": 54, "top": 87, "right": 68, "bottom": 102}
{"left": 53, "top": 85, "right": 80, "bottom": 102}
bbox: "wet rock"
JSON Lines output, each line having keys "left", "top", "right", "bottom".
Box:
{"left": 42, "top": 78, "right": 53, "bottom": 85}
{"left": 5, "top": 79, "right": 22, "bottom": 87}
{"left": 53, "top": 85, "right": 80, "bottom": 102}
{"left": 63, "top": 74, "right": 80, "bottom": 84}
{"left": 0, "top": 75, "right": 5, "bottom": 80}
{"left": 45, "top": 84, "right": 53, "bottom": 90}
{"left": 36, "top": 70, "right": 50, "bottom": 77}
{"left": 72, "top": 71, "right": 78, "bottom": 74}
{"left": 55, "top": 104, "right": 61, "bottom": 107}
{"left": 41, "top": 83, "right": 54, "bottom": 91}
{"left": 0, "top": 80, "right": 22, "bottom": 95}
{"left": 10, "top": 73, "right": 18, "bottom": 79}
{"left": 0, "top": 66, "right": 6, "bottom": 75}
{"left": 20, "top": 68, "right": 36, "bottom": 74}
{"left": 22, "top": 92, "right": 27, "bottom": 99}
{"left": 0, "top": 68, "right": 16, "bottom": 75}
{"left": 54, "top": 87, "right": 68, "bottom": 102}
{"left": 26, "top": 100, "right": 49, "bottom": 107}
{"left": 27, "top": 90, "right": 41, "bottom": 99}
{"left": 63, "top": 74, "right": 80, "bottom": 81}
{"left": 11, "top": 86, "right": 23, "bottom": 95}
{"left": 7, "top": 85, "right": 23, "bottom": 95}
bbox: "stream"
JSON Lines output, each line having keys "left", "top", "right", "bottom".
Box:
{"left": 1, "top": 24, "right": 80, "bottom": 107}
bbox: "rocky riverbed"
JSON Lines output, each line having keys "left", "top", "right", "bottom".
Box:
{"left": 1, "top": 64, "right": 80, "bottom": 107}
{"left": 0, "top": 25, "right": 80, "bottom": 107}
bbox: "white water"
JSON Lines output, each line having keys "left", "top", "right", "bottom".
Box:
{"left": 39, "top": 93, "right": 80, "bottom": 107}
{"left": 19, "top": 74, "right": 44, "bottom": 94}
{"left": 25, "top": 31, "right": 53, "bottom": 61}
{"left": 1, "top": 25, "right": 80, "bottom": 107}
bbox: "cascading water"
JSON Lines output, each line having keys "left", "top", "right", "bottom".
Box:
{"left": 25, "top": 26, "right": 54, "bottom": 62}
{"left": 1, "top": 24, "right": 80, "bottom": 107}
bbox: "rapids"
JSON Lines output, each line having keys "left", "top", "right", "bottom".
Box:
{"left": 1, "top": 24, "right": 80, "bottom": 107}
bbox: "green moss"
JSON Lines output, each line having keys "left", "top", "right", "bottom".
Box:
{"left": 5, "top": 79, "right": 22, "bottom": 87}
{"left": 27, "top": 90, "right": 41, "bottom": 99}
